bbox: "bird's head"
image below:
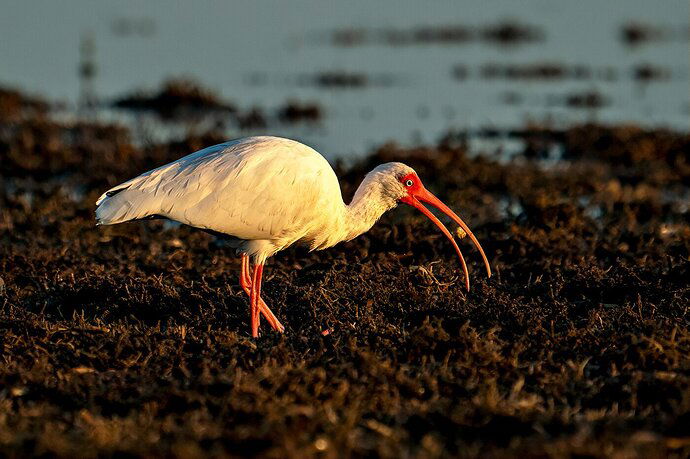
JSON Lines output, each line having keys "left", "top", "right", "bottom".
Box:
{"left": 367, "top": 162, "right": 492, "bottom": 291}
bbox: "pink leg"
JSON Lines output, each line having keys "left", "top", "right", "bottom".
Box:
{"left": 240, "top": 256, "right": 284, "bottom": 334}
{"left": 250, "top": 264, "right": 264, "bottom": 338}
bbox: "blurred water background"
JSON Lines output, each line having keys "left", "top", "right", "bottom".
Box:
{"left": 1, "top": 0, "right": 688, "bottom": 158}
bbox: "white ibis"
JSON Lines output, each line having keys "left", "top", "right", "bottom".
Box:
{"left": 96, "top": 136, "right": 491, "bottom": 337}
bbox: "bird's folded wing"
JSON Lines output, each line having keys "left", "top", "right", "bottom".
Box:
{"left": 96, "top": 137, "right": 342, "bottom": 242}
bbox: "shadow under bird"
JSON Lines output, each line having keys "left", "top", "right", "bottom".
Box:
{"left": 96, "top": 136, "right": 491, "bottom": 337}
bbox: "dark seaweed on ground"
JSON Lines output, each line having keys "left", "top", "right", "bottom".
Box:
{"left": 1, "top": 87, "right": 689, "bottom": 457}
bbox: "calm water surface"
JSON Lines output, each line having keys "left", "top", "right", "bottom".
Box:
{"left": 1, "top": 0, "right": 688, "bottom": 158}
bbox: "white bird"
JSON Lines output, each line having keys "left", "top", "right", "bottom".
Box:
{"left": 96, "top": 136, "right": 491, "bottom": 337}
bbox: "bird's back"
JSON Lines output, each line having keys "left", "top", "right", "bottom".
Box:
{"left": 96, "top": 136, "right": 345, "bottom": 252}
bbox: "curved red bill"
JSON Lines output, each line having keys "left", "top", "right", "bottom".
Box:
{"left": 401, "top": 187, "right": 491, "bottom": 291}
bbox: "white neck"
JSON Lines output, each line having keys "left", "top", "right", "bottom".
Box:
{"left": 307, "top": 164, "right": 409, "bottom": 251}
{"left": 341, "top": 175, "right": 399, "bottom": 242}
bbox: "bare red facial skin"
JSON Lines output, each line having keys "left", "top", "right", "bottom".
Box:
{"left": 400, "top": 172, "right": 423, "bottom": 195}
{"left": 398, "top": 173, "right": 491, "bottom": 291}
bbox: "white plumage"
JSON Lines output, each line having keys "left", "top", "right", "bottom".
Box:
{"left": 96, "top": 136, "right": 491, "bottom": 337}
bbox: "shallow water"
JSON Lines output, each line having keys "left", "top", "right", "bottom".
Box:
{"left": 1, "top": 0, "right": 688, "bottom": 158}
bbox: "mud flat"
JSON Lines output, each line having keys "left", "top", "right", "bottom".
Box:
{"left": 1, "top": 89, "right": 689, "bottom": 457}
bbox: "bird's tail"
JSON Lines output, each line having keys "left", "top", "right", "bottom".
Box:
{"left": 95, "top": 184, "right": 157, "bottom": 225}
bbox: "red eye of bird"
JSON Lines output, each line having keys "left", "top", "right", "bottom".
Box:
{"left": 405, "top": 179, "right": 414, "bottom": 187}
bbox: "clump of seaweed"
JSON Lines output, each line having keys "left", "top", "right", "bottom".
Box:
{"left": 112, "top": 78, "right": 236, "bottom": 120}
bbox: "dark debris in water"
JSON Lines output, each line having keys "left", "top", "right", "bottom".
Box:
{"left": 112, "top": 78, "right": 237, "bottom": 120}
{"left": 277, "top": 101, "right": 323, "bottom": 124}
{"left": 300, "top": 71, "right": 396, "bottom": 89}
{"left": 477, "top": 62, "right": 617, "bottom": 81}
{"left": 620, "top": 21, "right": 689, "bottom": 47}
{"left": 329, "top": 20, "right": 544, "bottom": 47}
{"left": 480, "top": 21, "right": 545, "bottom": 46}
{"left": 235, "top": 107, "right": 268, "bottom": 130}
{"left": 455, "top": 62, "right": 675, "bottom": 85}
{"left": 546, "top": 90, "right": 610, "bottom": 109}
{"left": 1, "top": 87, "right": 690, "bottom": 457}
{"left": 111, "top": 78, "right": 324, "bottom": 129}
{"left": 633, "top": 64, "right": 672, "bottom": 83}
{"left": 564, "top": 91, "right": 609, "bottom": 109}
